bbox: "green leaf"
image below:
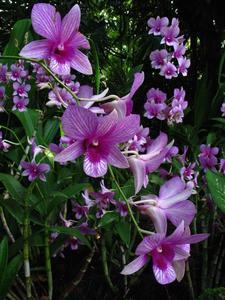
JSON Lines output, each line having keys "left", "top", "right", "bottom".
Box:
{"left": 206, "top": 170, "right": 225, "bottom": 212}
{"left": 0, "top": 173, "right": 25, "bottom": 204}
{"left": 98, "top": 211, "right": 119, "bottom": 227}
{"left": 49, "top": 226, "right": 91, "bottom": 248}
{"left": 3, "top": 19, "right": 32, "bottom": 63}
{"left": 0, "top": 198, "right": 24, "bottom": 224}
{"left": 62, "top": 183, "right": 89, "bottom": 198}
{"left": 44, "top": 119, "right": 59, "bottom": 144}
{"left": 0, "top": 237, "right": 8, "bottom": 284}
{"left": 115, "top": 221, "right": 130, "bottom": 247}
{"left": 13, "top": 109, "right": 41, "bottom": 137}
{"left": 0, "top": 254, "right": 23, "bottom": 299}
{"left": 90, "top": 39, "right": 100, "bottom": 93}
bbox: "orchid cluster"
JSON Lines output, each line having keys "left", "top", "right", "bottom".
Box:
{"left": 148, "top": 17, "right": 190, "bottom": 79}
{"left": 1, "top": 2, "right": 222, "bottom": 299}
{"left": 144, "top": 87, "right": 188, "bottom": 124}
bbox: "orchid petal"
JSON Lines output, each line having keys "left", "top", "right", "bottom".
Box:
{"left": 121, "top": 255, "right": 148, "bottom": 275}
{"left": 142, "top": 206, "right": 167, "bottom": 233}
{"left": 83, "top": 156, "right": 107, "bottom": 177}
{"left": 62, "top": 105, "right": 98, "bottom": 140}
{"left": 159, "top": 187, "right": 193, "bottom": 208}
{"left": 136, "top": 234, "right": 164, "bottom": 255}
{"left": 159, "top": 176, "right": 185, "bottom": 199}
{"left": 153, "top": 263, "right": 177, "bottom": 285}
{"left": 128, "top": 71, "right": 145, "bottom": 100}
{"left": 128, "top": 156, "right": 146, "bottom": 194}
{"left": 96, "top": 110, "right": 118, "bottom": 137}
{"left": 54, "top": 141, "right": 83, "bottom": 163}
{"left": 20, "top": 40, "right": 50, "bottom": 59}
{"left": 69, "top": 32, "right": 90, "bottom": 49}
{"left": 32, "top": 4, "right": 61, "bottom": 41}
{"left": 49, "top": 57, "right": 71, "bottom": 75}
{"left": 71, "top": 50, "right": 93, "bottom": 75}
{"left": 172, "top": 260, "right": 186, "bottom": 282}
{"left": 146, "top": 132, "right": 168, "bottom": 158}
{"left": 61, "top": 4, "right": 80, "bottom": 42}
{"left": 107, "top": 146, "right": 129, "bottom": 168}
{"left": 165, "top": 200, "right": 196, "bottom": 227}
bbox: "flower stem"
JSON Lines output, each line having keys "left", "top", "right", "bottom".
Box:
{"left": 44, "top": 220, "right": 53, "bottom": 300}
{"left": 0, "top": 206, "right": 15, "bottom": 243}
{"left": 108, "top": 166, "right": 143, "bottom": 238}
{"left": 23, "top": 181, "right": 35, "bottom": 300}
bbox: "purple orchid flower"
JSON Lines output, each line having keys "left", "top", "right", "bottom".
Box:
{"left": 54, "top": 105, "right": 140, "bottom": 177}
{"left": 10, "top": 64, "right": 27, "bottom": 82}
{"left": 91, "top": 181, "right": 115, "bottom": 212}
{"left": 219, "top": 159, "right": 225, "bottom": 174}
{"left": 150, "top": 49, "right": 168, "bottom": 69}
{"left": 144, "top": 101, "right": 167, "bottom": 120}
{"left": 146, "top": 88, "right": 167, "bottom": 103}
{"left": 147, "top": 17, "right": 169, "bottom": 36}
{"left": 0, "top": 131, "right": 10, "bottom": 152}
{"left": 47, "top": 86, "right": 74, "bottom": 107}
{"left": 121, "top": 221, "right": 209, "bottom": 285}
{"left": 173, "top": 43, "right": 186, "bottom": 59}
{"left": 20, "top": 161, "right": 50, "bottom": 181}
{"left": 12, "top": 96, "right": 29, "bottom": 112}
{"left": 20, "top": 3, "right": 92, "bottom": 75}
{"left": 133, "top": 176, "right": 196, "bottom": 233}
{"left": 112, "top": 201, "right": 128, "bottom": 217}
{"left": 13, "top": 82, "right": 31, "bottom": 97}
{"left": 101, "top": 72, "right": 144, "bottom": 119}
{"left": 177, "top": 57, "right": 190, "bottom": 76}
{"left": 164, "top": 146, "right": 179, "bottom": 163}
{"left": 126, "top": 126, "right": 150, "bottom": 153}
{"left": 199, "top": 144, "right": 219, "bottom": 170}
{"left": 168, "top": 105, "right": 184, "bottom": 124}
{"left": 128, "top": 132, "right": 173, "bottom": 194}
{"left": 161, "top": 19, "right": 180, "bottom": 46}
{"left": 79, "top": 222, "right": 96, "bottom": 235}
{"left": 160, "top": 62, "right": 177, "bottom": 79}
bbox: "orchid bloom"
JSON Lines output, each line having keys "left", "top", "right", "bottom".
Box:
{"left": 20, "top": 3, "right": 92, "bottom": 75}
{"left": 54, "top": 104, "right": 140, "bottom": 177}
{"left": 133, "top": 176, "right": 196, "bottom": 233}
{"left": 101, "top": 72, "right": 144, "bottom": 118}
{"left": 121, "top": 221, "right": 209, "bottom": 285}
{"left": 20, "top": 161, "right": 50, "bottom": 182}
{"left": 128, "top": 132, "right": 172, "bottom": 194}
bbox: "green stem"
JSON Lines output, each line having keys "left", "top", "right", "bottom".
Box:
{"left": 23, "top": 181, "right": 35, "bottom": 300}
{"left": 108, "top": 166, "right": 143, "bottom": 238}
{"left": 44, "top": 220, "right": 53, "bottom": 300}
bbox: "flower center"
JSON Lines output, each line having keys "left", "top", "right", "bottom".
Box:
{"left": 92, "top": 139, "right": 99, "bottom": 147}
{"left": 58, "top": 43, "right": 64, "bottom": 51}
{"left": 156, "top": 246, "right": 163, "bottom": 253}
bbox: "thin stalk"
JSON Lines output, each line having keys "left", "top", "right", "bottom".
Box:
{"left": 101, "top": 238, "right": 118, "bottom": 293}
{"left": 108, "top": 166, "right": 143, "bottom": 238}
{"left": 62, "top": 244, "right": 96, "bottom": 299}
{"left": 44, "top": 220, "right": 53, "bottom": 300}
{"left": 215, "top": 246, "right": 225, "bottom": 286}
{"left": 0, "top": 206, "right": 15, "bottom": 242}
{"left": 23, "top": 181, "right": 35, "bottom": 300}
{"left": 209, "top": 235, "right": 224, "bottom": 287}
{"left": 186, "top": 261, "right": 195, "bottom": 300}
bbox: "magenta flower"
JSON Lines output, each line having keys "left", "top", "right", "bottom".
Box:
{"left": 126, "top": 126, "right": 149, "bottom": 153}
{"left": 180, "top": 163, "right": 196, "bottom": 181}
{"left": 10, "top": 64, "right": 27, "bottom": 82}
{"left": 91, "top": 181, "right": 115, "bottom": 211}
{"left": 164, "top": 146, "right": 179, "bottom": 163}
{"left": 144, "top": 101, "right": 167, "bottom": 120}
{"left": 20, "top": 161, "right": 50, "bottom": 181}
{"left": 150, "top": 49, "right": 168, "bottom": 69}
{"left": 160, "top": 62, "right": 177, "bottom": 79}
{"left": 20, "top": 3, "right": 92, "bottom": 75}
{"left": 199, "top": 144, "right": 219, "bottom": 170}
{"left": 177, "top": 57, "right": 190, "bottom": 76}
{"left": 113, "top": 201, "right": 128, "bottom": 217}
{"left": 12, "top": 96, "right": 29, "bottom": 112}
{"left": 54, "top": 105, "right": 140, "bottom": 177}
{"left": 219, "top": 159, "right": 225, "bottom": 174}
{"left": 161, "top": 19, "right": 180, "bottom": 46}
{"left": 134, "top": 177, "right": 196, "bottom": 233}
{"left": 146, "top": 88, "right": 167, "bottom": 103}
{"left": 121, "top": 221, "right": 208, "bottom": 285}
{"left": 47, "top": 87, "right": 74, "bottom": 107}
{"left": 147, "top": 17, "right": 169, "bottom": 35}
{"left": 168, "top": 105, "right": 184, "bottom": 124}
{"left": 173, "top": 43, "right": 186, "bottom": 59}
{"left": 13, "top": 82, "right": 31, "bottom": 97}
{"left": 128, "top": 132, "right": 172, "bottom": 194}
{"left": 220, "top": 102, "right": 225, "bottom": 116}
{"left": 101, "top": 72, "right": 144, "bottom": 118}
